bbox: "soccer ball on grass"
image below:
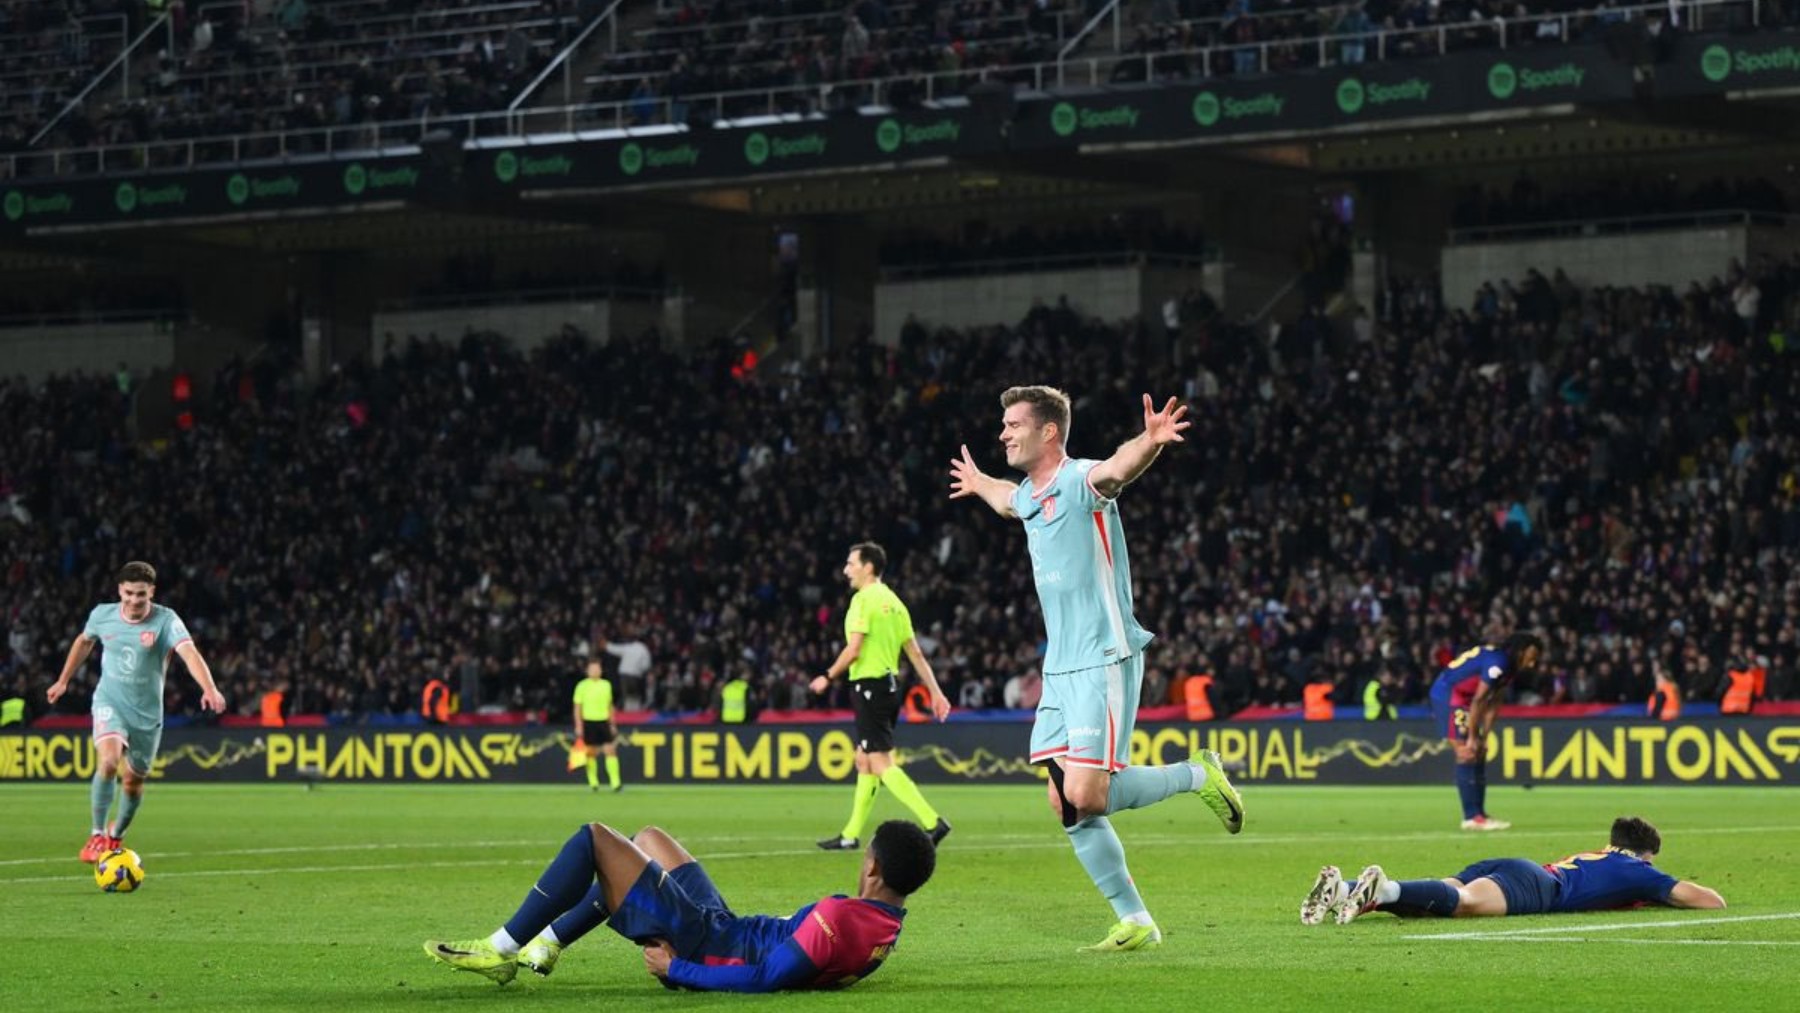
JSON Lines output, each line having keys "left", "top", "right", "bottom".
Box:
{"left": 95, "top": 848, "right": 145, "bottom": 893}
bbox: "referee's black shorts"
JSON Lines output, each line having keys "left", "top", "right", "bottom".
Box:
{"left": 583, "top": 719, "right": 617, "bottom": 746}
{"left": 849, "top": 675, "right": 900, "bottom": 753}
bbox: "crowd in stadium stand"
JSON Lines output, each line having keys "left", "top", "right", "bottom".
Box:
{"left": 4, "top": 0, "right": 588, "bottom": 169}
{"left": 592, "top": 0, "right": 1074, "bottom": 121}
{"left": 1452, "top": 175, "right": 1791, "bottom": 232}
{"left": 4, "top": 249, "right": 1798, "bottom": 724}
{"left": 0, "top": 0, "right": 1755, "bottom": 163}
{"left": 596, "top": 0, "right": 1704, "bottom": 122}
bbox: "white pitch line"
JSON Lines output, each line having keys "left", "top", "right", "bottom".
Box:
{"left": 1406, "top": 912, "right": 1800, "bottom": 939}
{"left": 7, "top": 821, "right": 1800, "bottom": 869}
{"left": 0, "top": 831, "right": 1091, "bottom": 869}
{"left": 1420, "top": 937, "right": 1800, "bottom": 947}
{"left": 0, "top": 839, "right": 1098, "bottom": 887}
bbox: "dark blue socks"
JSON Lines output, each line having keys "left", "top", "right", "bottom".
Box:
{"left": 549, "top": 884, "right": 611, "bottom": 945}
{"left": 504, "top": 825, "right": 603, "bottom": 945}
{"left": 1455, "top": 763, "right": 1481, "bottom": 820}
{"left": 1394, "top": 878, "right": 1462, "bottom": 917}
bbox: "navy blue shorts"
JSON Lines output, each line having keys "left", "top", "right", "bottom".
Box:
{"left": 1429, "top": 689, "right": 1469, "bottom": 742}
{"left": 605, "top": 860, "right": 735, "bottom": 955}
{"left": 1454, "top": 858, "right": 1560, "bottom": 915}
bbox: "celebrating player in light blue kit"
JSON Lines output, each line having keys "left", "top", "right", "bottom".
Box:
{"left": 46, "top": 561, "right": 226, "bottom": 862}
{"left": 950, "top": 386, "right": 1245, "bottom": 952}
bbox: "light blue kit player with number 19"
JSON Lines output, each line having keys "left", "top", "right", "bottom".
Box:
{"left": 47, "top": 561, "right": 226, "bottom": 863}
{"left": 949, "top": 385, "right": 1245, "bottom": 952}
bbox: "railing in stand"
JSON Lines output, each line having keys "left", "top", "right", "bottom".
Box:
{"left": 0, "top": 0, "right": 1760, "bottom": 178}
{"left": 27, "top": 14, "right": 167, "bottom": 146}
{"left": 1446, "top": 209, "right": 1797, "bottom": 244}
{"left": 507, "top": 0, "right": 627, "bottom": 132}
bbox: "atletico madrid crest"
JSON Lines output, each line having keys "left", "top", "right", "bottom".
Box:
{"left": 1042, "top": 496, "right": 1057, "bottom": 521}
{"left": 140, "top": 631, "right": 156, "bottom": 647}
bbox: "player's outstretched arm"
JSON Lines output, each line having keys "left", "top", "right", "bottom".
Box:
{"left": 903, "top": 638, "right": 953, "bottom": 722}
{"left": 948, "top": 444, "right": 1018, "bottom": 518}
{"left": 45, "top": 634, "right": 96, "bottom": 704}
{"left": 1087, "top": 394, "right": 1190, "bottom": 498}
{"left": 175, "top": 641, "right": 227, "bottom": 712}
{"left": 1668, "top": 881, "right": 1726, "bottom": 909}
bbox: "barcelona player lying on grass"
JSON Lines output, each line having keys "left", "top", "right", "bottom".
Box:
{"left": 1300, "top": 816, "right": 1725, "bottom": 925}
{"left": 425, "top": 819, "right": 934, "bottom": 991}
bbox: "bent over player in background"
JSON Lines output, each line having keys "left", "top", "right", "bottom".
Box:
{"left": 950, "top": 386, "right": 1244, "bottom": 952}
{"left": 46, "top": 561, "right": 226, "bottom": 862}
{"left": 1301, "top": 816, "right": 1724, "bottom": 924}
{"left": 425, "top": 819, "right": 935, "bottom": 991}
{"left": 1429, "top": 632, "right": 1543, "bottom": 830}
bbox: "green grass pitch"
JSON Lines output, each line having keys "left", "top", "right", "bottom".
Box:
{"left": 3, "top": 782, "right": 1796, "bottom": 1011}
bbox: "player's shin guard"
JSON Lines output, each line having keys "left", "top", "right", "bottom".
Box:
{"left": 90, "top": 771, "right": 117, "bottom": 834}
{"left": 548, "top": 883, "right": 611, "bottom": 946}
{"left": 1104, "top": 764, "right": 1192, "bottom": 815}
{"left": 503, "top": 826, "right": 601, "bottom": 945}
{"left": 843, "top": 774, "right": 881, "bottom": 840}
{"left": 1067, "top": 816, "right": 1148, "bottom": 921}
{"left": 878, "top": 765, "right": 939, "bottom": 827}
{"left": 1394, "top": 879, "right": 1462, "bottom": 917}
{"left": 1454, "top": 764, "right": 1481, "bottom": 820}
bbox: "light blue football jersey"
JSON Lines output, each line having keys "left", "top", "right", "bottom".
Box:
{"left": 83, "top": 602, "right": 192, "bottom": 727}
{"left": 1010, "top": 458, "right": 1154, "bottom": 675}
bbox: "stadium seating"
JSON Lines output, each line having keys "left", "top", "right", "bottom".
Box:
{"left": 8, "top": 0, "right": 587, "bottom": 171}
{"left": 0, "top": 0, "right": 133, "bottom": 157}
{"left": 0, "top": 0, "right": 1768, "bottom": 172}
{"left": 6, "top": 251, "right": 1796, "bottom": 723}
{"left": 588, "top": 0, "right": 1077, "bottom": 121}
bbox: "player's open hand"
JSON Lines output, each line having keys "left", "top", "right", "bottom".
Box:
{"left": 642, "top": 940, "right": 676, "bottom": 978}
{"left": 1141, "top": 394, "right": 1190, "bottom": 445}
{"left": 948, "top": 444, "right": 988, "bottom": 499}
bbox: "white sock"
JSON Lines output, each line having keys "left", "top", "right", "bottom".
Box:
{"left": 1185, "top": 762, "right": 1208, "bottom": 792}
{"left": 542, "top": 926, "right": 562, "bottom": 946}
{"left": 1121, "top": 910, "right": 1155, "bottom": 927}
{"left": 489, "top": 928, "right": 521, "bottom": 956}
{"left": 1377, "top": 881, "right": 1402, "bottom": 905}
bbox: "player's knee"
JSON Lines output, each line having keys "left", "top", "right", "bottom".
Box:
{"left": 1064, "top": 781, "right": 1109, "bottom": 816}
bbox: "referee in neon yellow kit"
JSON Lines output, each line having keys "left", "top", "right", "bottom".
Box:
{"left": 574, "top": 660, "right": 622, "bottom": 791}
{"left": 811, "top": 541, "right": 953, "bottom": 850}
